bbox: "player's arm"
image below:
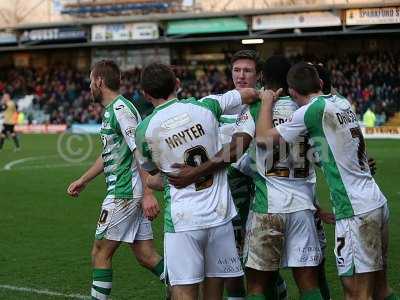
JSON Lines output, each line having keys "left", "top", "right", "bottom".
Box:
{"left": 313, "top": 202, "right": 336, "bottom": 224}
{"left": 208, "top": 105, "right": 257, "bottom": 170}
{"left": 258, "top": 90, "right": 308, "bottom": 149}
{"left": 201, "top": 88, "right": 260, "bottom": 116}
{"left": 135, "top": 153, "right": 160, "bottom": 220}
{"left": 237, "top": 88, "right": 261, "bottom": 105}
{"left": 232, "top": 152, "right": 257, "bottom": 178}
{"left": 146, "top": 173, "right": 164, "bottom": 191}
{"left": 168, "top": 132, "right": 252, "bottom": 188}
{"left": 134, "top": 117, "right": 163, "bottom": 220}
{"left": 67, "top": 154, "right": 103, "bottom": 197}
{"left": 368, "top": 157, "right": 376, "bottom": 176}
{"left": 168, "top": 105, "right": 255, "bottom": 188}
{"left": 255, "top": 89, "right": 283, "bottom": 148}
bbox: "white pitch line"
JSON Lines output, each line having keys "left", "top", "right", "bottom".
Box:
{"left": 0, "top": 284, "right": 91, "bottom": 299}
{"left": 0, "top": 162, "right": 93, "bottom": 172}
{"left": 3, "top": 157, "right": 41, "bottom": 170}
{"left": 2, "top": 155, "right": 92, "bottom": 171}
{"left": 3, "top": 155, "right": 59, "bottom": 171}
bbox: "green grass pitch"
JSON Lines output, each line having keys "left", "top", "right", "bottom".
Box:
{"left": 0, "top": 134, "right": 399, "bottom": 299}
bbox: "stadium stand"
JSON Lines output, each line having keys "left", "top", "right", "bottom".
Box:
{"left": 61, "top": 0, "right": 180, "bottom": 15}
{"left": 0, "top": 51, "right": 398, "bottom": 126}
{"left": 326, "top": 52, "right": 399, "bottom": 125}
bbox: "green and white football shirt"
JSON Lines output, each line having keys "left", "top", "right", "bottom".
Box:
{"left": 135, "top": 90, "right": 244, "bottom": 233}
{"left": 235, "top": 96, "right": 317, "bottom": 214}
{"left": 218, "top": 114, "right": 257, "bottom": 177}
{"left": 276, "top": 94, "right": 387, "bottom": 219}
{"left": 100, "top": 95, "right": 143, "bottom": 199}
{"left": 217, "top": 114, "right": 255, "bottom": 226}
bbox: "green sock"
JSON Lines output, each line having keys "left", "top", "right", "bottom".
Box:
{"left": 227, "top": 289, "right": 246, "bottom": 298}
{"left": 318, "top": 275, "right": 330, "bottom": 300}
{"left": 91, "top": 268, "right": 112, "bottom": 300}
{"left": 300, "top": 289, "right": 323, "bottom": 300}
{"left": 318, "top": 261, "right": 330, "bottom": 300}
{"left": 12, "top": 135, "right": 20, "bottom": 148}
{"left": 151, "top": 258, "right": 166, "bottom": 282}
{"left": 264, "top": 287, "right": 276, "bottom": 300}
{"left": 276, "top": 273, "right": 288, "bottom": 300}
{"left": 247, "top": 294, "right": 266, "bottom": 300}
{"left": 264, "top": 272, "right": 277, "bottom": 300}
{"left": 385, "top": 293, "right": 400, "bottom": 300}
{"left": 264, "top": 272, "right": 288, "bottom": 300}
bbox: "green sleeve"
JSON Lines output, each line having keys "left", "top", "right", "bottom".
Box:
{"left": 182, "top": 97, "right": 222, "bottom": 120}
{"left": 249, "top": 101, "right": 261, "bottom": 122}
{"left": 135, "top": 121, "right": 152, "bottom": 160}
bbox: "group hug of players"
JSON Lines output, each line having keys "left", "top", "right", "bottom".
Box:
{"left": 67, "top": 50, "right": 398, "bottom": 300}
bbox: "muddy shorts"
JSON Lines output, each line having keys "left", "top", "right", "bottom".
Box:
{"left": 335, "top": 203, "right": 389, "bottom": 276}
{"left": 243, "top": 210, "right": 322, "bottom": 271}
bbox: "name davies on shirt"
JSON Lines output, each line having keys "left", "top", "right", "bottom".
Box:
{"left": 336, "top": 110, "right": 357, "bottom": 126}
{"left": 165, "top": 123, "right": 206, "bottom": 149}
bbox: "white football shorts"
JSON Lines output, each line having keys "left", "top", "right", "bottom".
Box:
{"left": 95, "top": 196, "right": 153, "bottom": 243}
{"left": 164, "top": 221, "right": 244, "bottom": 286}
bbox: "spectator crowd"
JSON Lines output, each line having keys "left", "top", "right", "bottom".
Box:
{"left": 0, "top": 51, "right": 398, "bottom": 126}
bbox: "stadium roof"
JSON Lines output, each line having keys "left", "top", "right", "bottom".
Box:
{"left": 11, "top": 0, "right": 400, "bottom": 30}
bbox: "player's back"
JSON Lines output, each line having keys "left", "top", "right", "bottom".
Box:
{"left": 138, "top": 98, "right": 236, "bottom": 232}
{"left": 257, "top": 97, "right": 316, "bottom": 213}
{"left": 267, "top": 96, "right": 315, "bottom": 180}
{"left": 304, "top": 94, "right": 386, "bottom": 219}
{"left": 145, "top": 99, "right": 221, "bottom": 172}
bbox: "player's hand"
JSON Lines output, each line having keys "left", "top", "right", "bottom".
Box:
{"left": 259, "top": 88, "right": 283, "bottom": 105}
{"left": 167, "top": 163, "right": 198, "bottom": 189}
{"left": 368, "top": 157, "right": 377, "bottom": 176}
{"left": 142, "top": 193, "right": 160, "bottom": 221}
{"left": 67, "top": 178, "right": 86, "bottom": 197}
{"left": 317, "top": 208, "right": 335, "bottom": 225}
{"left": 237, "top": 88, "right": 260, "bottom": 104}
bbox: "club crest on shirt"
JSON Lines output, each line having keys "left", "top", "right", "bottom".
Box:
{"left": 125, "top": 126, "right": 136, "bottom": 137}
{"left": 101, "top": 120, "right": 111, "bottom": 130}
{"left": 236, "top": 110, "right": 249, "bottom": 126}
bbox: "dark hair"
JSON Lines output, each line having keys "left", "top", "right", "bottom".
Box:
{"left": 231, "top": 49, "right": 262, "bottom": 73}
{"left": 287, "top": 62, "right": 321, "bottom": 96}
{"left": 314, "top": 63, "right": 332, "bottom": 94}
{"left": 92, "top": 60, "right": 120, "bottom": 91}
{"left": 141, "top": 62, "right": 176, "bottom": 100}
{"left": 263, "top": 55, "right": 291, "bottom": 91}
